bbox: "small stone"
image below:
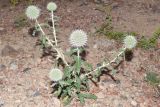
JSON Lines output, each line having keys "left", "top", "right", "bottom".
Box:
{"left": 93, "top": 44, "right": 98, "bottom": 49}
{"left": 0, "top": 27, "right": 4, "bottom": 31}
{"left": 0, "top": 64, "right": 6, "bottom": 71}
{"left": 109, "top": 84, "right": 116, "bottom": 88}
{"left": 131, "top": 100, "right": 138, "bottom": 107}
{"left": 32, "top": 90, "right": 41, "bottom": 97}
{"left": 22, "top": 68, "right": 31, "bottom": 73}
{"left": 0, "top": 100, "right": 4, "bottom": 107}
{"left": 9, "top": 61, "right": 18, "bottom": 71}
{"left": 0, "top": 27, "right": 6, "bottom": 34}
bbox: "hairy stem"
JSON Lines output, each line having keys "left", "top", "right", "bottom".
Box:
{"left": 94, "top": 47, "right": 126, "bottom": 71}
{"left": 85, "top": 47, "right": 126, "bottom": 76}
{"left": 36, "top": 19, "right": 45, "bottom": 36}
{"left": 51, "top": 11, "right": 58, "bottom": 46}
{"left": 77, "top": 47, "right": 80, "bottom": 73}
{"left": 77, "top": 47, "right": 80, "bottom": 60}
{"left": 35, "top": 19, "right": 69, "bottom": 66}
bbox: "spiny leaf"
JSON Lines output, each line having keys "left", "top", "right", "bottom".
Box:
{"left": 77, "top": 93, "right": 85, "bottom": 104}
{"left": 74, "top": 76, "right": 81, "bottom": 92}
{"left": 63, "top": 66, "right": 73, "bottom": 78}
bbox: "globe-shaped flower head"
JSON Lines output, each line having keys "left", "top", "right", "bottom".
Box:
{"left": 47, "top": 2, "right": 57, "bottom": 11}
{"left": 123, "top": 35, "right": 137, "bottom": 49}
{"left": 49, "top": 68, "right": 63, "bottom": 81}
{"left": 26, "top": 5, "right": 40, "bottom": 20}
{"left": 69, "top": 29, "right": 88, "bottom": 47}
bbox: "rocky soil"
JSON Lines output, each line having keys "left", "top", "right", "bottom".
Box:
{"left": 0, "top": 0, "right": 160, "bottom": 107}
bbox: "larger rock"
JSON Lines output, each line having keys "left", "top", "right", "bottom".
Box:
{"left": 1, "top": 45, "right": 18, "bottom": 57}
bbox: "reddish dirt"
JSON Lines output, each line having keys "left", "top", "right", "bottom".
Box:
{"left": 0, "top": 0, "right": 160, "bottom": 107}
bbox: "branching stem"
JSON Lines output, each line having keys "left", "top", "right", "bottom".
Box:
{"left": 35, "top": 19, "right": 69, "bottom": 66}
{"left": 85, "top": 47, "right": 126, "bottom": 76}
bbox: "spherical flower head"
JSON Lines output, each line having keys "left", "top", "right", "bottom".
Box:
{"left": 47, "top": 2, "right": 57, "bottom": 11}
{"left": 124, "top": 35, "right": 137, "bottom": 49}
{"left": 49, "top": 68, "right": 63, "bottom": 81}
{"left": 26, "top": 5, "right": 40, "bottom": 20}
{"left": 69, "top": 29, "right": 88, "bottom": 47}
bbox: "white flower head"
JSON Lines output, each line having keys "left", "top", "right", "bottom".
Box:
{"left": 26, "top": 5, "right": 40, "bottom": 20}
{"left": 47, "top": 2, "right": 57, "bottom": 11}
{"left": 69, "top": 29, "right": 88, "bottom": 47}
{"left": 49, "top": 68, "right": 63, "bottom": 81}
{"left": 124, "top": 35, "right": 137, "bottom": 49}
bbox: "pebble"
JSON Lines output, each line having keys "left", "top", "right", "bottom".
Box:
{"left": 22, "top": 68, "right": 31, "bottom": 73}
{"left": 93, "top": 44, "right": 98, "bottom": 49}
{"left": 130, "top": 100, "right": 138, "bottom": 107}
{"left": 0, "top": 27, "right": 4, "bottom": 31}
{"left": 0, "top": 64, "right": 6, "bottom": 71}
{"left": 9, "top": 61, "right": 18, "bottom": 71}
{"left": 0, "top": 27, "right": 6, "bottom": 34}
{"left": 32, "top": 90, "right": 41, "bottom": 97}
{"left": 26, "top": 89, "right": 41, "bottom": 98}
{"left": 0, "top": 100, "right": 4, "bottom": 107}
{"left": 109, "top": 84, "right": 116, "bottom": 88}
